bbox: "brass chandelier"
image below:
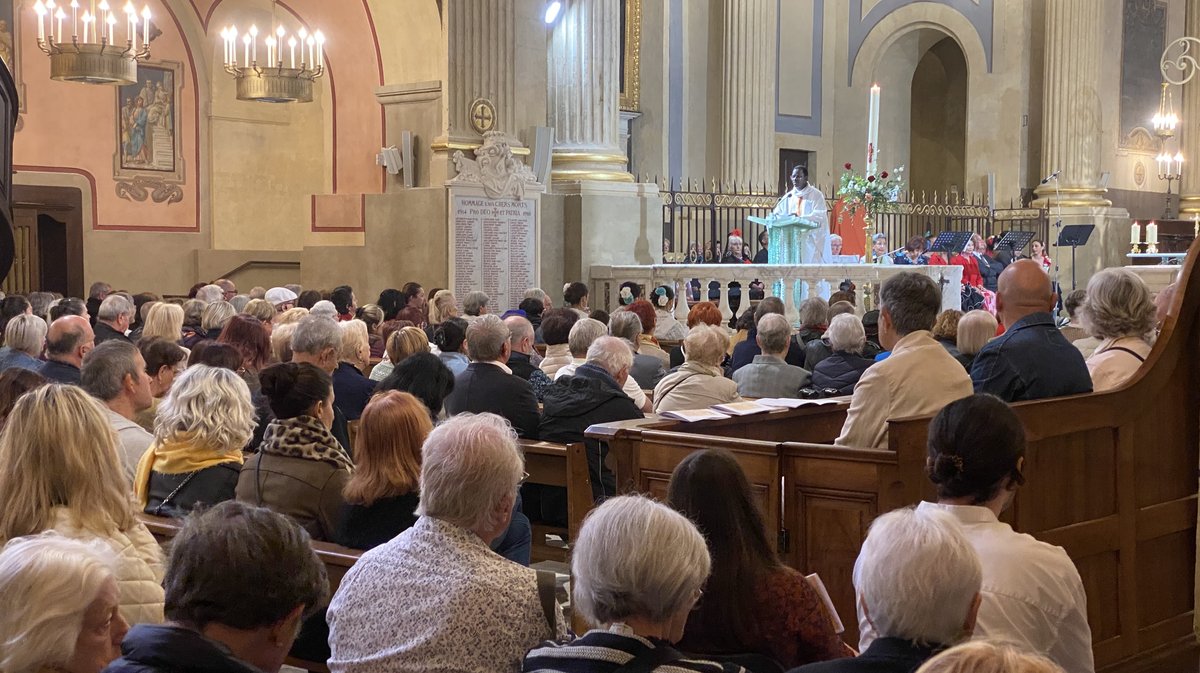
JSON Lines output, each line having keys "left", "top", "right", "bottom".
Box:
{"left": 219, "top": 0, "right": 324, "bottom": 103}
{"left": 33, "top": 0, "right": 152, "bottom": 86}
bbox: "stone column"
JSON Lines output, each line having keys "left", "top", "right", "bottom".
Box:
{"left": 1179, "top": 2, "right": 1200, "bottom": 214}
{"left": 720, "top": 0, "right": 776, "bottom": 189}
{"left": 1033, "top": 0, "right": 1110, "bottom": 207}
{"left": 444, "top": 0, "right": 515, "bottom": 141}
{"left": 548, "top": 0, "right": 633, "bottom": 184}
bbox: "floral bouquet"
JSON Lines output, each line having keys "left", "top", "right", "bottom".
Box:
{"left": 835, "top": 162, "right": 904, "bottom": 230}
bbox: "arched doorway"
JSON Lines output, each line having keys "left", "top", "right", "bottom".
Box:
{"left": 909, "top": 37, "right": 968, "bottom": 197}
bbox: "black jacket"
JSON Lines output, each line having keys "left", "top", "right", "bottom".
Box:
{"left": 335, "top": 491, "right": 420, "bottom": 551}
{"left": 977, "top": 254, "right": 1005, "bottom": 293}
{"left": 507, "top": 350, "right": 539, "bottom": 380}
{"left": 332, "top": 362, "right": 374, "bottom": 421}
{"left": 444, "top": 362, "right": 540, "bottom": 438}
{"left": 787, "top": 637, "right": 941, "bottom": 673}
{"left": 805, "top": 336, "right": 881, "bottom": 371}
{"left": 810, "top": 351, "right": 874, "bottom": 396}
{"left": 143, "top": 464, "right": 240, "bottom": 518}
{"left": 103, "top": 625, "right": 262, "bottom": 673}
{"left": 94, "top": 321, "right": 132, "bottom": 345}
{"left": 538, "top": 364, "right": 642, "bottom": 501}
{"left": 39, "top": 359, "right": 81, "bottom": 384}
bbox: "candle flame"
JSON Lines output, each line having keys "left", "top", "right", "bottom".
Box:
{"left": 248, "top": 24, "right": 258, "bottom": 36}
{"left": 141, "top": 5, "right": 150, "bottom": 19}
{"left": 34, "top": 0, "right": 46, "bottom": 15}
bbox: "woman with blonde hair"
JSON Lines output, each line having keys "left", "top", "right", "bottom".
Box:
{"left": 333, "top": 319, "right": 375, "bottom": 420}
{"left": 916, "top": 641, "right": 1065, "bottom": 673}
{"left": 275, "top": 306, "right": 310, "bottom": 326}
{"left": 427, "top": 289, "right": 458, "bottom": 327}
{"left": 270, "top": 322, "right": 298, "bottom": 363}
{"left": 134, "top": 365, "right": 255, "bottom": 518}
{"left": 956, "top": 310, "right": 998, "bottom": 369}
{"left": 653, "top": 325, "right": 742, "bottom": 413}
{"left": 335, "top": 391, "right": 432, "bottom": 550}
{"left": 241, "top": 298, "right": 276, "bottom": 328}
{"left": 0, "top": 534, "right": 129, "bottom": 673}
{"left": 201, "top": 301, "right": 236, "bottom": 339}
{"left": 139, "top": 302, "right": 184, "bottom": 344}
{"left": 369, "top": 325, "right": 430, "bottom": 382}
{"left": 0, "top": 385, "right": 164, "bottom": 625}
{"left": 1081, "top": 267, "right": 1157, "bottom": 392}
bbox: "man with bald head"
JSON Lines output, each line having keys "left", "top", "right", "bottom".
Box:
{"left": 970, "top": 259, "right": 1091, "bottom": 402}
{"left": 39, "top": 315, "right": 95, "bottom": 384}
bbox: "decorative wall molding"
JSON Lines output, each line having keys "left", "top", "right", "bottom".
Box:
{"left": 620, "top": 0, "right": 641, "bottom": 111}
{"left": 115, "top": 176, "right": 185, "bottom": 205}
{"left": 775, "top": 0, "right": 824, "bottom": 136}
{"left": 448, "top": 131, "right": 539, "bottom": 200}
{"left": 847, "top": 0, "right": 993, "bottom": 86}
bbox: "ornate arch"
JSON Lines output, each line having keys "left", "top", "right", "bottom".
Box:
{"left": 850, "top": 4, "right": 990, "bottom": 88}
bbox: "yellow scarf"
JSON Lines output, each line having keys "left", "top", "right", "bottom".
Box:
{"left": 134, "top": 433, "right": 245, "bottom": 507}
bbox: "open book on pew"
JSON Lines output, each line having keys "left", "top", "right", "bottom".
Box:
{"left": 659, "top": 398, "right": 845, "bottom": 422}
{"left": 757, "top": 397, "right": 844, "bottom": 409}
{"left": 657, "top": 408, "right": 733, "bottom": 422}
{"left": 805, "top": 573, "right": 845, "bottom": 634}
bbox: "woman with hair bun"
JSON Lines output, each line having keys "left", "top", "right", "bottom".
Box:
{"left": 432, "top": 317, "right": 469, "bottom": 376}
{"left": 617, "top": 281, "right": 642, "bottom": 307}
{"left": 899, "top": 394, "right": 1092, "bottom": 673}
{"left": 651, "top": 284, "right": 689, "bottom": 342}
{"left": 236, "top": 362, "right": 351, "bottom": 542}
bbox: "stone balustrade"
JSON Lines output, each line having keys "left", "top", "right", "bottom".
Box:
{"left": 590, "top": 263, "right": 964, "bottom": 324}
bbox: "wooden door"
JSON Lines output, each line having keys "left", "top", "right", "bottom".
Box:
{"left": 1, "top": 209, "right": 38, "bottom": 295}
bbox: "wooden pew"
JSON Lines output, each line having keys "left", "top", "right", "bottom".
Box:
{"left": 585, "top": 242, "right": 1200, "bottom": 673}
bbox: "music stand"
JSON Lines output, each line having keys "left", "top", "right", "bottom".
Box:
{"left": 929, "top": 231, "right": 973, "bottom": 256}
{"left": 1056, "top": 224, "right": 1095, "bottom": 291}
{"left": 995, "top": 230, "right": 1035, "bottom": 254}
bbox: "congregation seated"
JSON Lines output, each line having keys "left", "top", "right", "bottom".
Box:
{"left": 106, "top": 501, "right": 328, "bottom": 673}
{"left": 432, "top": 317, "right": 470, "bottom": 376}
{"left": 626, "top": 299, "right": 672, "bottom": 368}
{"left": 375, "top": 352, "right": 455, "bottom": 420}
{"left": 915, "top": 641, "right": 1065, "bottom": 673}
{"left": 81, "top": 341, "right": 155, "bottom": 479}
{"left": 335, "top": 390, "right": 429, "bottom": 550}
{"left": 216, "top": 314, "right": 271, "bottom": 394}
{"left": 794, "top": 298, "right": 830, "bottom": 345}
{"left": 730, "top": 298, "right": 807, "bottom": 372}
{"left": 0, "top": 534, "right": 128, "bottom": 673}
{"left": 86, "top": 282, "right": 111, "bottom": 325}
{"left": 95, "top": 295, "right": 135, "bottom": 345}
{"left": 42, "top": 315, "right": 95, "bottom": 384}
{"left": 329, "top": 413, "right": 565, "bottom": 673}
{"left": 289, "top": 315, "right": 352, "bottom": 449}
{"left": 1057, "top": 289, "right": 1089, "bottom": 343}
{"left": 650, "top": 284, "right": 689, "bottom": 342}
{"left": 237, "top": 362, "right": 351, "bottom": 542}
{"left": 139, "top": 302, "right": 184, "bottom": 344}
{"left": 654, "top": 325, "right": 742, "bottom": 413}
{"left": 970, "top": 260, "right": 1092, "bottom": 402}
{"left": 519, "top": 297, "right": 546, "bottom": 338}
{"left": 191, "top": 301, "right": 235, "bottom": 347}
{"left": 792, "top": 507, "right": 982, "bottom": 673}
{"left": 668, "top": 450, "right": 847, "bottom": 669}
{"left": 369, "top": 325, "right": 428, "bottom": 382}
{"left": 462, "top": 290, "right": 490, "bottom": 321}
{"left": 810, "top": 313, "right": 875, "bottom": 396}
{"left": 504, "top": 315, "right": 554, "bottom": 400}
{"left": 802, "top": 301, "right": 861, "bottom": 371}
{"left": 1079, "top": 268, "right": 1155, "bottom": 392}
{"left": 49, "top": 296, "right": 89, "bottom": 322}
{"left": 331, "top": 319, "right": 375, "bottom": 421}
{"left": 954, "top": 310, "right": 997, "bottom": 371}
{"left": 930, "top": 309, "right": 968, "bottom": 368}
{"left": 525, "top": 495, "right": 745, "bottom": 673}
{"left": 907, "top": 394, "right": 1093, "bottom": 672}
{"left": 540, "top": 336, "right": 644, "bottom": 510}
{"left": 552, "top": 317, "right": 607, "bottom": 382}
{"left": 330, "top": 285, "right": 358, "bottom": 322}
{"left": 393, "top": 282, "right": 428, "bottom": 328}
{"left": 0, "top": 384, "right": 165, "bottom": 624}
{"left": 607, "top": 310, "right": 666, "bottom": 395}
{"left": 733, "top": 313, "right": 812, "bottom": 398}
{"left": 0, "top": 367, "right": 47, "bottom": 426}
{"left": 669, "top": 301, "right": 723, "bottom": 368}
{"left": 242, "top": 297, "right": 277, "bottom": 329}
{"left": 0, "top": 295, "right": 30, "bottom": 339}
{"left": 310, "top": 300, "right": 339, "bottom": 320}
{"left": 136, "top": 365, "right": 253, "bottom": 518}
{"left": 836, "top": 273, "right": 972, "bottom": 448}
{"left": 539, "top": 308, "right": 580, "bottom": 376}
{"left": 0, "top": 313, "right": 46, "bottom": 372}
{"left": 564, "top": 281, "right": 591, "bottom": 318}
{"left": 444, "top": 314, "right": 540, "bottom": 439}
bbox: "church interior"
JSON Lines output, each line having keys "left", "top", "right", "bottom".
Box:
{"left": 0, "top": 1, "right": 1196, "bottom": 673}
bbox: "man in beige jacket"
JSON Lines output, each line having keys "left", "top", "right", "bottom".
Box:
{"left": 836, "top": 272, "right": 973, "bottom": 449}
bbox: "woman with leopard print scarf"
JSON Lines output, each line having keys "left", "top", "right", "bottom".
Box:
{"left": 236, "top": 362, "right": 353, "bottom": 542}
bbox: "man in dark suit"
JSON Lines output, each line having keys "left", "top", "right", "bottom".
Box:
{"left": 971, "top": 259, "right": 1092, "bottom": 402}
{"left": 444, "top": 314, "right": 540, "bottom": 438}
{"left": 93, "top": 294, "right": 134, "bottom": 345}
{"left": 39, "top": 315, "right": 95, "bottom": 385}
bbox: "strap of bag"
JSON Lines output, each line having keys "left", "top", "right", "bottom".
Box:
{"left": 612, "top": 643, "right": 687, "bottom": 673}
{"left": 1102, "top": 345, "right": 1147, "bottom": 362}
{"left": 535, "top": 569, "right": 558, "bottom": 635}
{"left": 150, "top": 471, "right": 198, "bottom": 517}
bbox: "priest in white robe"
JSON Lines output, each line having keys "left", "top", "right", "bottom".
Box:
{"left": 771, "top": 165, "right": 832, "bottom": 264}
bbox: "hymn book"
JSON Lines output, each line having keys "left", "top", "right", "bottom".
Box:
{"left": 805, "top": 573, "right": 845, "bottom": 634}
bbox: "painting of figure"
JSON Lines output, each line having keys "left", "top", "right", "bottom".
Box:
{"left": 118, "top": 64, "right": 176, "bottom": 172}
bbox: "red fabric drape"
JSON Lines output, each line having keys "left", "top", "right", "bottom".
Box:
{"left": 831, "top": 199, "right": 867, "bottom": 256}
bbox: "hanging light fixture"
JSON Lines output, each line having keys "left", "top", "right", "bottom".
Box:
{"left": 220, "top": 0, "right": 324, "bottom": 103}
{"left": 32, "top": 0, "right": 151, "bottom": 85}
{"left": 1151, "top": 81, "right": 1178, "bottom": 139}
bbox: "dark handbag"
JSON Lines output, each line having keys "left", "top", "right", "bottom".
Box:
{"left": 148, "top": 470, "right": 198, "bottom": 517}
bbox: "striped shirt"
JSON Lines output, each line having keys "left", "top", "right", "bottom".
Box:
{"left": 523, "top": 628, "right": 746, "bottom": 673}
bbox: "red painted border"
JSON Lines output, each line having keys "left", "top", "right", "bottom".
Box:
{"left": 160, "top": 0, "right": 204, "bottom": 232}
{"left": 360, "top": 0, "right": 387, "bottom": 193}
{"left": 310, "top": 193, "right": 367, "bottom": 233}
{"left": 16, "top": 164, "right": 201, "bottom": 233}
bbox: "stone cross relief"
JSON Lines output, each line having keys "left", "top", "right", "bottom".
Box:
{"left": 449, "top": 131, "right": 539, "bottom": 200}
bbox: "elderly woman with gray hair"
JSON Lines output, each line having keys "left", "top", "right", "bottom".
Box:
{"left": 653, "top": 325, "right": 742, "bottom": 413}
{"left": 1080, "top": 267, "right": 1157, "bottom": 392}
{"left": 810, "top": 313, "right": 874, "bottom": 396}
{"left": 523, "top": 495, "right": 746, "bottom": 673}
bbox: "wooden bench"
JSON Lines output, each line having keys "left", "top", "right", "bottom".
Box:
{"left": 584, "top": 242, "right": 1200, "bottom": 673}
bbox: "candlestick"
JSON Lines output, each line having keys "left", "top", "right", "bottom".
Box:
{"left": 34, "top": 1, "right": 46, "bottom": 42}
{"left": 70, "top": 0, "right": 78, "bottom": 38}
{"left": 1130, "top": 221, "right": 1140, "bottom": 251}
{"left": 306, "top": 35, "right": 314, "bottom": 70}
{"left": 314, "top": 30, "right": 324, "bottom": 69}
{"left": 243, "top": 33, "right": 250, "bottom": 67}
{"left": 289, "top": 36, "right": 297, "bottom": 68}
{"left": 141, "top": 5, "right": 149, "bottom": 46}
{"left": 867, "top": 84, "right": 880, "bottom": 175}
{"left": 81, "top": 11, "right": 90, "bottom": 41}
{"left": 1174, "top": 152, "right": 1184, "bottom": 176}
{"left": 55, "top": 8, "right": 65, "bottom": 44}
{"left": 275, "top": 25, "right": 285, "bottom": 65}
{"left": 97, "top": 0, "right": 107, "bottom": 39}
{"left": 249, "top": 24, "right": 257, "bottom": 63}
{"left": 1147, "top": 221, "right": 1159, "bottom": 245}
{"left": 105, "top": 12, "right": 115, "bottom": 43}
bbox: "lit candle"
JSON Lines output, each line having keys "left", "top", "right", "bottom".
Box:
{"left": 249, "top": 24, "right": 257, "bottom": 63}
{"left": 1175, "top": 152, "right": 1184, "bottom": 176}
{"left": 1148, "top": 221, "right": 1159, "bottom": 246}
{"left": 242, "top": 33, "right": 250, "bottom": 67}
{"left": 55, "top": 8, "right": 66, "bottom": 44}
{"left": 141, "top": 5, "right": 149, "bottom": 45}
{"left": 70, "top": 0, "right": 78, "bottom": 38}
{"left": 105, "top": 12, "right": 115, "bottom": 43}
{"left": 314, "top": 30, "right": 324, "bottom": 69}
{"left": 288, "top": 36, "right": 297, "bottom": 68}
{"left": 1193, "top": 214, "right": 1198, "bottom": 239}
{"left": 867, "top": 84, "right": 881, "bottom": 176}
{"left": 81, "top": 11, "right": 90, "bottom": 41}
{"left": 219, "top": 27, "right": 228, "bottom": 64}
{"left": 1131, "top": 221, "right": 1140, "bottom": 246}
{"left": 275, "top": 25, "right": 285, "bottom": 64}
{"left": 306, "top": 35, "right": 314, "bottom": 70}
{"left": 97, "top": 0, "right": 108, "bottom": 39}
{"left": 34, "top": 1, "right": 46, "bottom": 42}
{"left": 265, "top": 36, "right": 275, "bottom": 67}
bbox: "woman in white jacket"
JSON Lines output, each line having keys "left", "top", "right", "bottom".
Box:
{"left": 0, "top": 384, "right": 165, "bottom": 626}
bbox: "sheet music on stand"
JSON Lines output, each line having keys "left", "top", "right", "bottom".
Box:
{"left": 995, "top": 230, "right": 1035, "bottom": 254}
{"left": 930, "top": 231, "right": 973, "bottom": 255}
{"left": 1056, "top": 225, "right": 1095, "bottom": 247}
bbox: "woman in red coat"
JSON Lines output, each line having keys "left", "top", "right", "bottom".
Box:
{"left": 950, "top": 236, "right": 984, "bottom": 287}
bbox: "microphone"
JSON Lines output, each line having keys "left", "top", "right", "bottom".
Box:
{"left": 1040, "top": 170, "right": 1061, "bottom": 185}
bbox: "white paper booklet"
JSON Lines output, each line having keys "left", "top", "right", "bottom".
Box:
{"left": 657, "top": 408, "right": 732, "bottom": 422}
{"left": 756, "top": 397, "right": 843, "bottom": 409}
{"left": 710, "top": 401, "right": 774, "bottom": 416}
{"left": 805, "top": 573, "right": 845, "bottom": 634}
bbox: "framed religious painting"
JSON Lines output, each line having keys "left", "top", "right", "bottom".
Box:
{"left": 619, "top": 0, "right": 640, "bottom": 111}
{"left": 113, "top": 60, "right": 185, "bottom": 202}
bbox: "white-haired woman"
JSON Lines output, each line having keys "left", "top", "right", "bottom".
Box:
{"left": 810, "top": 313, "right": 874, "bottom": 396}
{"left": 0, "top": 385, "right": 165, "bottom": 625}
{"left": 653, "top": 325, "right": 741, "bottom": 413}
{"left": 0, "top": 534, "right": 129, "bottom": 673}
{"left": 829, "top": 233, "right": 844, "bottom": 257}
{"left": 333, "top": 319, "right": 376, "bottom": 421}
{"left": 134, "top": 365, "right": 255, "bottom": 518}
{"left": 650, "top": 284, "right": 689, "bottom": 342}
{"left": 524, "top": 495, "right": 744, "bottom": 672}
{"left": 140, "top": 302, "right": 185, "bottom": 345}
{"left": 871, "top": 233, "right": 894, "bottom": 265}
{"left": 916, "top": 641, "right": 1066, "bottom": 673}
{"left": 0, "top": 313, "right": 47, "bottom": 372}
{"left": 956, "top": 310, "right": 998, "bottom": 369}
{"left": 1080, "top": 267, "right": 1157, "bottom": 392}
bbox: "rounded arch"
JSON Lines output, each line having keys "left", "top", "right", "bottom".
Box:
{"left": 850, "top": 4, "right": 988, "bottom": 88}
